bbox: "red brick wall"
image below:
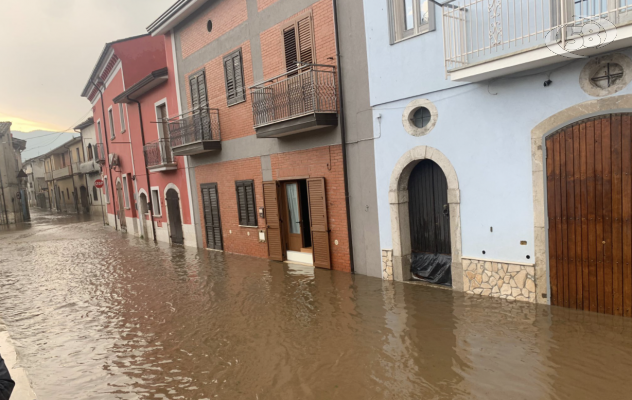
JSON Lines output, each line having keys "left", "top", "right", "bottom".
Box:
{"left": 257, "top": 0, "right": 279, "bottom": 11}
{"left": 194, "top": 145, "right": 350, "bottom": 272}
{"left": 180, "top": 0, "right": 248, "bottom": 59}
{"left": 260, "top": 0, "right": 336, "bottom": 79}
{"left": 195, "top": 157, "right": 268, "bottom": 259}
{"left": 184, "top": 42, "right": 256, "bottom": 141}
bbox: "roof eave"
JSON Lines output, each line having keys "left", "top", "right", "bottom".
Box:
{"left": 147, "top": 0, "right": 207, "bottom": 36}
{"left": 113, "top": 68, "right": 169, "bottom": 104}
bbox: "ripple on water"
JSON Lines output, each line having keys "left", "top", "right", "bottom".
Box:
{"left": 1, "top": 210, "right": 632, "bottom": 399}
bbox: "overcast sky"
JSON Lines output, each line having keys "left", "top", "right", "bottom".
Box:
{"left": 0, "top": 0, "right": 175, "bottom": 132}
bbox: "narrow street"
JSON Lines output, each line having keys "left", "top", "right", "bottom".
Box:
{"left": 0, "top": 210, "right": 630, "bottom": 399}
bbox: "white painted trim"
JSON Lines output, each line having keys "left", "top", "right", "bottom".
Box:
{"left": 118, "top": 103, "right": 127, "bottom": 133}
{"left": 172, "top": 28, "right": 198, "bottom": 246}
{"left": 154, "top": 98, "right": 169, "bottom": 140}
{"left": 122, "top": 175, "right": 131, "bottom": 210}
{"left": 107, "top": 106, "right": 115, "bottom": 140}
{"left": 151, "top": 186, "right": 162, "bottom": 217}
{"left": 103, "top": 175, "right": 110, "bottom": 204}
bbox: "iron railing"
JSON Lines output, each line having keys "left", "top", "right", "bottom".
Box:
{"left": 250, "top": 65, "right": 338, "bottom": 128}
{"left": 144, "top": 139, "right": 174, "bottom": 167}
{"left": 94, "top": 143, "right": 106, "bottom": 164}
{"left": 168, "top": 108, "right": 221, "bottom": 148}
{"left": 443, "top": 0, "right": 632, "bottom": 72}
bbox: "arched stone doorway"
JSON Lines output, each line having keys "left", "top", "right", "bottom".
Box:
{"left": 388, "top": 146, "right": 463, "bottom": 290}
{"left": 166, "top": 188, "right": 184, "bottom": 245}
{"left": 532, "top": 94, "right": 632, "bottom": 306}
{"left": 139, "top": 192, "right": 149, "bottom": 240}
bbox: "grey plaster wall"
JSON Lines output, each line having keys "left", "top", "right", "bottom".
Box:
{"left": 171, "top": 0, "right": 381, "bottom": 278}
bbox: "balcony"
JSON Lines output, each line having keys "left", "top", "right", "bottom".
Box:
{"left": 250, "top": 65, "right": 338, "bottom": 138}
{"left": 168, "top": 108, "right": 221, "bottom": 156}
{"left": 52, "top": 166, "right": 72, "bottom": 180}
{"left": 94, "top": 143, "right": 106, "bottom": 164}
{"left": 144, "top": 139, "right": 177, "bottom": 171}
{"left": 443, "top": 0, "right": 632, "bottom": 82}
{"left": 79, "top": 160, "right": 100, "bottom": 174}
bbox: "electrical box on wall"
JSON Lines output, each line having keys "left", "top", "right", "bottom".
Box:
{"left": 259, "top": 229, "right": 266, "bottom": 243}
{"left": 258, "top": 207, "right": 265, "bottom": 219}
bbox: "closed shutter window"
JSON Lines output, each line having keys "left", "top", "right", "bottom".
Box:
{"left": 223, "top": 49, "right": 246, "bottom": 106}
{"left": 189, "top": 70, "right": 208, "bottom": 110}
{"left": 283, "top": 14, "right": 314, "bottom": 73}
{"left": 235, "top": 180, "right": 257, "bottom": 227}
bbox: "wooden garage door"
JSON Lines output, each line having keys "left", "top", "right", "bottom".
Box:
{"left": 546, "top": 114, "right": 632, "bottom": 316}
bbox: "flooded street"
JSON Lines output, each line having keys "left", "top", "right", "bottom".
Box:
{"left": 0, "top": 211, "right": 632, "bottom": 399}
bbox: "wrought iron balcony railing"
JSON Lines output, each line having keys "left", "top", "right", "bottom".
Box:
{"left": 144, "top": 139, "right": 174, "bottom": 168}
{"left": 168, "top": 108, "right": 221, "bottom": 148}
{"left": 443, "top": 0, "right": 632, "bottom": 73}
{"left": 94, "top": 143, "right": 106, "bottom": 164}
{"left": 250, "top": 65, "right": 338, "bottom": 128}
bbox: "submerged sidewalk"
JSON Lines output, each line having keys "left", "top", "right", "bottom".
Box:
{"left": 0, "top": 331, "right": 36, "bottom": 400}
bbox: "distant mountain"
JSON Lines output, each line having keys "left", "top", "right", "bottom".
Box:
{"left": 12, "top": 130, "right": 79, "bottom": 161}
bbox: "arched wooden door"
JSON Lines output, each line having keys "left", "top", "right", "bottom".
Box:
{"left": 408, "top": 160, "right": 452, "bottom": 285}
{"left": 546, "top": 114, "right": 632, "bottom": 316}
{"left": 116, "top": 181, "right": 127, "bottom": 229}
{"left": 166, "top": 189, "right": 184, "bottom": 245}
{"left": 80, "top": 186, "right": 89, "bottom": 213}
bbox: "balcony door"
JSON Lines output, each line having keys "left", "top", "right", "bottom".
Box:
{"left": 189, "top": 70, "right": 212, "bottom": 141}
{"left": 156, "top": 103, "right": 173, "bottom": 165}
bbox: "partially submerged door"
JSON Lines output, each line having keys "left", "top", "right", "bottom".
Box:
{"left": 116, "top": 181, "right": 127, "bottom": 229}
{"left": 166, "top": 189, "right": 184, "bottom": 245}
{"left": 546, "top": 114, "right": 632, "bottom": 316}
{"left": 283, "top": 181, "right": 303, "bottom": 251}
{"left": 307, "top": 178, "right": 331, "bottom": 269}
{"left": 408, "top": 160, "right": 452, "bottom": 285}
{"left": 201, "top": 183, "right": 223, "bottom": 250}
{"left": 80, "top": 186, "right": 89, "bottom": 213}
{"left": 264, "top": 181, "right": 285, "bottom": 261}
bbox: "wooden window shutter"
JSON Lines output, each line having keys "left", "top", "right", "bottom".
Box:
{"left": 235, "top": 180, "right": 256, "bottom": 226}
{"left": 236, "top": 182, "right": 247, "bottom": 226}
{"left": 296, "top": 16, "right": 314, "bottom": 67}
{"left": 190, "top": 70, "right": 208, "bottom": 110}
{"left": 224, "top": 49, "right": 245, "bottom": 106}
{"left": 201, "top": 183, "right": 223, "bottom": 250}
{"left": 283, "top": 26, "right": 298, "bottom": 72}
{"left": 263, "top": 181, "right": 285, "bottom": 261}
{"left": 307, "top": 178, "right": 331, "bottom": 269}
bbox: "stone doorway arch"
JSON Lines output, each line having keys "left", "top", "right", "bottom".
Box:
{"left": 388, "top": 146, "right": 463, "bottom": 290}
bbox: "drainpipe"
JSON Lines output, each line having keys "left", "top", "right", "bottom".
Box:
{"left": 128, "top": 96, "right": 158, "bottom": 244}
{"left": 332, "top": 0, "right": 355, "bottom": 273}
{"left": 65, "top": 143, "right": 79, "bottom": 214}
{"left": 89, "top": 77, "right": 119, "bottom": 231}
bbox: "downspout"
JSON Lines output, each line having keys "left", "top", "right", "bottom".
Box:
{"left": 128, "top": 96, "right": 158, "bottom": 243}
{"left": 89, "top": 77, "right": 119, "bottom": 231}
{"left": 65, "top": 143, "right": 79, "bottom": 214}
{"left": 332, "top": 0, "right": 355, "bottom": 273}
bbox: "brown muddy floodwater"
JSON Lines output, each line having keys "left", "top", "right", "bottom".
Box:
{"left": 1, "top": 210, "right": 632, "bottom": 399}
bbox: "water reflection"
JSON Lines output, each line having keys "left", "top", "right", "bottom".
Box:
{"left": 1, "top": 210, "right": 632, "bottom": 399}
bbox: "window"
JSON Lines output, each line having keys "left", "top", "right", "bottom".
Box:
{"left": 235, "top": 180, "right": 257, "bottom": 227}
{"left": 118, "top": 103, "right": 126, "bottom": 133}
{"left": 223, "top": 49, "right": 246, "bottom": 106}
{"left": 389, "top": 0, "right": 434, "bottom": 43}
{"left": 97, "top": 120, "right": 103, "bottom": 143}
{"left": 108, "top": 108, "right": 115, "bottom": 139}
{"left": 413, "top": 107, "right": 431, "bottom": 128}
{"left": 283, "top": 14, "right": 314, "bottom": 73}
{"left": 87, "top": 144, "right": 93, "bottom": 161}
{"left": 156, "top": 103, "right": 169, "bottom": 139}
{"left": 151, "top": 188, "right": 162, "bottom": 216}
{"left": 93, "top": 185, "right": 99, "bottom": 201}
{"left": 190, "top": 70, "right": 208, "bottom": 110}
{"left": 104, "top": 176, "right": 109, "bottom": 203}
{"left": 76, "top": 148, "right": 81, "bottom": 163}
{"left": 122, "top": 176, "right": 130, "bottom": 209}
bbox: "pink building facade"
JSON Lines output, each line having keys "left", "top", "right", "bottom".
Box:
{"left": 81, "top": 34, "right": 196, "bottom": 246}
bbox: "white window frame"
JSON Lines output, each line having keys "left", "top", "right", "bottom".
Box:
{"left": 388, "top": 0, "right": 435, "bottom": 44}
{"left": 108, "top": 107, "right": 115, "bottom": 140}
{"left": 151, "top": 187, "right": 162, "bottom": 216}
{"left": 154, "top": 98, "right": 169, "bottom": 140}
{"left": 122, "top": 175, "right": 131, "bottom": 209}
{"left": 97, "top": 120, "right": 103, "bottom": 144}
{"left": 118, "top": 103, "right": 126, "bottom": 133}
{"left": 104, "top": 176, "right": 110, "bottom": 203}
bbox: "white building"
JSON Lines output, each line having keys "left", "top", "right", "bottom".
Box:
{"left": 23, "top": 157, "right": 47, "bottom": 208}
{"left": 364, "top": 0, "right": 632, "bottom": 315}
{"left": 74, "top": 117, "right": 106, "bottom": 218}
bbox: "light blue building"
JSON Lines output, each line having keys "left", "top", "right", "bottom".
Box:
{"left": 363, "top": 0, "right": 632, "bottom": 313}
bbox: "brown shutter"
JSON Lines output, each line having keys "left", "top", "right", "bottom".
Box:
{"left": 297, "top": 16, "right": 314, "bottom": 67}
{"left": 263, "top": 181, "right": 285, "bottom": 261}
{"left": 224, "top": 49, "right": 245, "bottom": 106}
{"left": 245, "top": 181, "right": 256, "bottom": 226}
{"left": 236, "top": 182, "right": 247, "bottom": 226}
{"left": 307, "top": 178, "right": 331, "bottom": 269}
{"left": 283, "top": 26, "right": 298, "bottom": 72}
{"left": 224, "top": 57, "right": 235, "bottom": 102}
